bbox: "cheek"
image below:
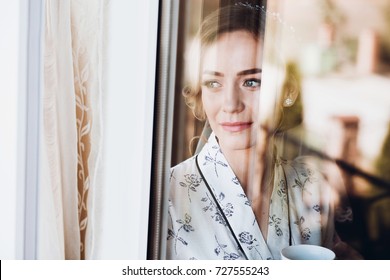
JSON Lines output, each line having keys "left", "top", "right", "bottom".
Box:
{"left": 244, "top": 95, "right": 257, "bottom": 114}
{"left": 201, "top": 93, "right": 218, "bottom": 117}
{"left": 250, "top": 100, "right": 258, "bottom": 118}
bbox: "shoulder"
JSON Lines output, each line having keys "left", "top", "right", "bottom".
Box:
{"left": 279, "top": 156, "right": 327, "bottom": 180}
{"left": 168, "top": 155, "right": 205, "bottom": 217}
{"left": 169, "top": 155, "right": 204, "bottom": 195}
{"left": 277, "top": 155, "right": 333, "bottom": 198}
{"left": 170, "top": 155, "right": 199, "bottom": 179}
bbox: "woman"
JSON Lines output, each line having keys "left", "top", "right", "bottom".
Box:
{"left": 167, "top": 3, "right": 356, "bottom": 260}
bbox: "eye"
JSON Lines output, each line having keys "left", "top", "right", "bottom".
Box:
{"left": 202, "top": 80, "right": 222, "bottom": 89}
{"left": 243, "top": 79, "right": 261, "bottom": 88}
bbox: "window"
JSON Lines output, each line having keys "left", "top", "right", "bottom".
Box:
{"left": 158, "top": 0, "right": 390, "bottom": 260}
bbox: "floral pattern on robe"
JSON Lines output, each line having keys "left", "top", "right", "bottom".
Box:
{"left": 167, "top": 133, "right": 336, "bottom": 260}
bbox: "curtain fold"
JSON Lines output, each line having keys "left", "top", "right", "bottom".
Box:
{"left": 40, "top": 0, "right": 105, "bottom": 259}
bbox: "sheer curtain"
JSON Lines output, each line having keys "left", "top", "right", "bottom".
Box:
{"left": 40, "top": 0, "right": 106, "bottom": 259}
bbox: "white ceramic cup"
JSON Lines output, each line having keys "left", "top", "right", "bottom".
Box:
{"left": 281, "top": 244, "right": 335, "bottom": 260}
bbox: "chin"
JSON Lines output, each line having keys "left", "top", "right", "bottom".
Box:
{"left": 218, "top": 131, "right": 256, "bottom": 151}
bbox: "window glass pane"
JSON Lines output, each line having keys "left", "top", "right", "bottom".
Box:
{"left": 167, "top": 0, "right": 390, "bottom": 260}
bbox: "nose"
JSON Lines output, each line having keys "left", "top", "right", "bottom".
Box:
{"left": 222, "top": 83, "right": 244, "bottom": 113}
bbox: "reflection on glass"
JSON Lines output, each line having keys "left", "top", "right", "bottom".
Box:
{"left": 167, "top": 0, "right": 390, "bottom": 260}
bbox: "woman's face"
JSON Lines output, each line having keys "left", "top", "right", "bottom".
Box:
{"left": 201, "top": 30, "right": 263, "bottom": 152}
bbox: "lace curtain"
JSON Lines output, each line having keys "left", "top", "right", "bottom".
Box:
{"left": 40, "top": 0, "right": 107, "bottom": 259}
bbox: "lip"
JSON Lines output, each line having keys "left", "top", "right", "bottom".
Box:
{"left": 220, "top": 122, "right": 253, "bottom": 132}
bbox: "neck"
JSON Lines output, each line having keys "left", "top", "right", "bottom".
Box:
{"left": 221, "top": 145, "right": 256, "bottom": 192}
{"left": 219, "top": 134, "right": 275, "bottom": 202}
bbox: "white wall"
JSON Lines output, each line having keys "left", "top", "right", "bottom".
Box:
{"left": 0, "top": 0, "right": 27, "bottom": 259}
{"left": 97, "top": 0, "right": 159, "bottom": 259}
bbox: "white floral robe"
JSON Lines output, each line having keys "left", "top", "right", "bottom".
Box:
{"left": 167, "top": 133, "right": 335, "bottom": 260}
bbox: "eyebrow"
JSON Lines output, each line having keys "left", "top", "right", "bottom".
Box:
{"left": 237, "top": 68, "right": 262, "bottom": 76}
{"left": 202, "top": 68, "right": 262, "bottom": 77}
{"left": 203, "top": 70, "right": 224, "bottom": 77}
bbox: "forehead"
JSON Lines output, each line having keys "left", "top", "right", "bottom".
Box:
{"left": 202, "top": 31, "right": 263, "bottom": 72}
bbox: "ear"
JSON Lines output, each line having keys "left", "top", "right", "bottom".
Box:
{"left": 281, "top": 62, "right": 301, "bottom": 107}
{"left": 277, "top": 62, "right": 303, "bottom": 132}
{"left": 282, "top": 75, "right": 299, "bottom": 107}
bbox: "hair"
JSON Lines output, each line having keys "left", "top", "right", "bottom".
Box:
{"left": 183, "top": 4, "right": 266, "bottom": 120}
